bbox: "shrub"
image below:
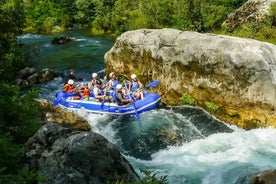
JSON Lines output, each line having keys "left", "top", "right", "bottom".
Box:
{"left": 180, "top": 93, "right": 197, "bottom": 106}
{"left": 205, "top": 101, "right": 220, "bottom": 111}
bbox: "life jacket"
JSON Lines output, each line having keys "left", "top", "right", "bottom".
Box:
{"left": 81, "top": 86, "right": 90, "bottom": 98}
{"left": 112, "top": 91, "right": 119, "bottom": 103}
{"left": 131, "top": 80, "right": 140, "bottom": 91}
{"left": 109, "top": 79, "right": 119, "bottom": 90}
{"left": 93, "top": 86, "right": 104, "bottom": 96}
{"left": 64, "top": 84, "right": 75, "bottom": 93}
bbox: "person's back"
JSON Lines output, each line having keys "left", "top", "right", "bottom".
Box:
{"left": 128, "top": 74, "right": 144, "bottom": 100}
{"left": 80, "top": 82, "right": 90, "bottom": 100}
{"left": 64, "top": 79, "right": 75, "bottom": 93}
{"left": 108, "top": 72, "right": 119, "bottom": 90}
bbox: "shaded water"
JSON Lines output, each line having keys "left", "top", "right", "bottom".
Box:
{"left": 18, "top": 30, "right": 276, "bottom": 184}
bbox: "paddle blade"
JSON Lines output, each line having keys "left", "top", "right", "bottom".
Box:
{"left": 147, "top": 80, "right": 159, "bottom": 88}
{"left": 101, "top": 100, "right": 104, "bottom": 110}
{"left": 53, "top": 98, "right": 60, "bottom": 106}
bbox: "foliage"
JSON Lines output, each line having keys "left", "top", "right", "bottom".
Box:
{"left": 23, "top": 0, "right": 249, "bottom": 35}
{"left": 218, "top": 2, "right": 276, "bottom": 44}
{"left": 205, "top": 101, "right": 220, "bottom": 111}
{"left": 0, "top": 0, "right": 29, "bottom": 82}
{"left": 180, "top": 93, "right": 197, "bottom": 106}
{"left": 0, "top": 0, "right": 42, "bottom": 182}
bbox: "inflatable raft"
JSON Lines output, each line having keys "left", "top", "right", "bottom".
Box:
{"left": 53, "top": 90, "right": 161, "bottom": 118}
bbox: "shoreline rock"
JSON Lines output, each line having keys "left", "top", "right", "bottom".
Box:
{"left": 22, "top": 122, "right": 140, "bottom": 184}
{"left": 16, "top": 67, "right": 58, "bottom": 88}
{"left": 38, "top": 99, "right": 91, "bottom": 132}
{"left": 104, "top": 28, "right": 276, "bottom": 128}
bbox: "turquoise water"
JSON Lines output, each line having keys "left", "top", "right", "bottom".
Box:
{"left": 18, "top": 31, "right": 276, "bottom": 184}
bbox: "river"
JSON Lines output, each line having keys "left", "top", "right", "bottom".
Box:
{"left": 18, "top": 30, "right": 276, "bottom": 184}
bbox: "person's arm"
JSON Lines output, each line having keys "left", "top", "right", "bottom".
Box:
{"left": 93, "top": 88, "right": 105, "bottom": 99}
{"left": 138, "top": 81, "right": 144, "bottom": 90}
{"left": 128, "top": 82, "right": 132, "bottom": 92}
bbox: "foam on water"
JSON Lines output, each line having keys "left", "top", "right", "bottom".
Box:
{"left": 127, "top": 127, "right": 276, "bottom": 184}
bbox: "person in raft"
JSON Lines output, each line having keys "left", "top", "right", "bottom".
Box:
{"left": 79, "top": 81, "right": 91, "bottom": 101}
{"left": 88, "top": 72, "right": 101, "bottom": 89}
{"left": 108, "top": 72, "right": 119, "bottom": 90}
{"left": 63, "top": 79, "right": 81, "bottom": 100}
{"left": 128, "top": 74, "right": 144, "bottom": 100}
{"left": 93, "top": 80, "right": 113, "bottom": 102}
{"left": 64, "top": 69, "right": 83, "bottom": 84}
{"left": 115, "top": 84, "right": 133, "bottom": 106}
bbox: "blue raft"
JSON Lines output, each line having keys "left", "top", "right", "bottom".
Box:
{"left": 53, "top": 90, "right": 161, "bottom": 117}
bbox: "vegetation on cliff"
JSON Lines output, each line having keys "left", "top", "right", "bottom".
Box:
{"left": 23, "top": 0, "right": 276, "bottom": 44}
{"left": 0, "top": 0, "right": 41, "bottom": 182}
{"left": 24, "top": 0, "right": 245, "bottom": 34}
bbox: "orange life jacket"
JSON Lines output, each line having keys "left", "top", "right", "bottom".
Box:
{"left": 81, "top": 86, "right": 90, "bottom": 98}
{"left": 64, "top": 84, "right": 75, "bottom": 93}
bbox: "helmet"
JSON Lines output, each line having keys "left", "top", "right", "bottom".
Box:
{"left": 68, "top": 79, "right": 74, "bottom": 85}
{"left": 96, "top": 80, "right": 102, "bottom": 85}
{"left": 92, "top": 73, "right": 98, "bottom": 78}
{"left": 131, "top": 74, "right": 137, "bottom": 79}
{"left": 109, "top": 72, "right": 114, "bottom": 78}
{"left": 82, "top": 81, "right": 88, "bottom": 86}
{"left": 116, "top": 84, "right": 122, "bottom": 89}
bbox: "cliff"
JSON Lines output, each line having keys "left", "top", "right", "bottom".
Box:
{"left": 104, "top": 28, "right": 276, "bottom": 128}
{"left": 223, "top": 0, "right": 276, "bottom": 31}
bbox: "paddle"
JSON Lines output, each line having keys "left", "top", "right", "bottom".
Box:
{"left": 146, "top": 80, "right": 159, "bottom": 88}
{"left": 53, "top": 98, "right": 61, "bottom": 106}
{"left": 101, "top": 99, "right": 105, "bottom": 110}
{"left": 130, "top": 95, "right": 140, "bottom": 120}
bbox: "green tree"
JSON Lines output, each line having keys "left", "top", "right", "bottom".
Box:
{"left": 0, "top": 0, "right": 42, "bottom": 182}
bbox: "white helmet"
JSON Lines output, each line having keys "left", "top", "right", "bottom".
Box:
{"left": 109, "top": 72, "right": 114, "bottom": 78}
{"left": 68, "top": 79, "right": 74, "bottom": 85}
{"left": 131, "top": 74, "right": 137, "bottom": 79}
{"left": 116, "top": 84, "right": 122, "bottom": 89}
{"left": 92, "top": 73, "right": 98, "bottom": 78}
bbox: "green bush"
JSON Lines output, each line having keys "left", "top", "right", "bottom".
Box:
{"left": 205, "top": 101, "right": 220, "bottom": 111}
{"left": 180, "top": 93, "right": 197, "bottom": 106}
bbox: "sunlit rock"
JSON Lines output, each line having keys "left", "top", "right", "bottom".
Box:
{"left": 38, "top": 99, "right": 91, "bottom": 131}
{"left": 104, "top": 28, "right": 276, "bottom": 128}
{"left": 250, "top": 170, "right": 276, "bottom": 184}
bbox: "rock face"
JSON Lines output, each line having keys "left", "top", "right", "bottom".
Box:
{"left": 22, "top": 122, "right": 140, "bottom": 184}
{"left": 250, "top": 170, "right": 276, "bottom": 184}
{"left": 16, "top": 67, "right": 58, "bottom": 88}
{"left": 104, "top": 28, "right": 276, "bottom": 128}
{"left": 223, "top": 0, "right": 276, "bottom": 31}
{"left": 38, "top": 99, "right": 91, "bottom": 131}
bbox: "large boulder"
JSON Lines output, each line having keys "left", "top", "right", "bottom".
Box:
{"left": 22, "top": 122, "right": 140, "bottom": 184}
{"left": 223, "top": 0, "right": 276, "bottom": 31}
{"left": 104, "top": 28, "right": 276, "bottom": 128}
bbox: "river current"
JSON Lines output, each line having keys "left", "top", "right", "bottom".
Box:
{"left": 18, "top": 30, "right": 276, "bottom": 184}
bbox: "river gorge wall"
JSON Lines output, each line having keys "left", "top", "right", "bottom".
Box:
{"left": 104, "top": 28, "right": 276, "bottom": 129}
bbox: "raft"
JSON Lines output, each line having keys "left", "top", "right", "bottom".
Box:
{"left": 53, "top": 90, "right": 161, "bottom": 117}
